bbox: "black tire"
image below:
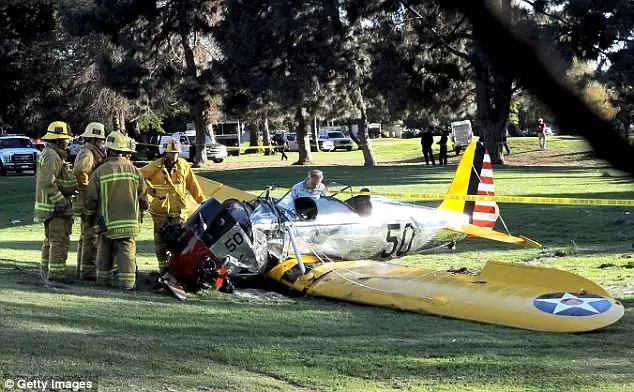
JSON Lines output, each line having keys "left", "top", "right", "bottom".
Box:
{"left": 346, "top": 146, "right": 353, "bottom": 151}
{"left": 455, "top": 146, "right": 461, "bottom": 156}
{"left": 0, "top": 164, "right": 6, "bottom": 176}
{"left": 212, "top": 158, "right": 224, "bottom": 163}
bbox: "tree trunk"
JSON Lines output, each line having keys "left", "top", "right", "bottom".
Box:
{"left": 263, "top": 117, "right": 273, "bottom": 156}
{"left": 180, "top": 30, "right": 207, "bottom": 166}
{"left": 112, "top": 110, "right": 124, "bottom": 134}
{"left": 293, "top": 106, "right": 313, "bottom": 165}
{"left": 125, "top": 119, "right": 139, "bottom": 140}
{"left": 353, "top": 87, "right": 376, "bottom": 166}
{"left": 310, "top": 115, "right": 320, "bottom": 152}
{"left": 473, "top": 27, "right": 513, "bottom": 164}
{"left": 246, "top": 122, "right": 259, "bottom": 155}
{"left": 347, "top": 119, "right": 361, "bottom": 144}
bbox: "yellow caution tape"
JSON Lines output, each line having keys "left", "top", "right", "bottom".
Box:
{"left": 134, "top": 141, "right": 281, "bottom": 150}
{"left": 270, "top": 186, "right": 634, "bottom": 206}
{"left": 134, "top": 141, "right": 357, "bottom": 151}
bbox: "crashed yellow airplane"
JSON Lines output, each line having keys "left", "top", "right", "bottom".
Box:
{"left": 159, "top": 141, "right": 624, "bottom": 333}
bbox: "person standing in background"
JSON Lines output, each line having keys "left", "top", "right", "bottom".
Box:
{"left": 537, "top": 118, "right": 548, "bottom": 151}
{"left": 421, "top": 129, "right": 435, "bottom": 165}
{"left": 437, "top": 130, "right": 448, "bottom": 165}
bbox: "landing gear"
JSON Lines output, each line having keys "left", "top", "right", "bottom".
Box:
{"left": 448, "top": 240, "right": 456, "bottom": 250}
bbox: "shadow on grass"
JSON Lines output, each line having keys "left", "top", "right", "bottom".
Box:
{"left": 0, "top": 264, "right": 632, "bottom": 391}
{"left": 199, "top": 165, "right": 631, "bottom": 193}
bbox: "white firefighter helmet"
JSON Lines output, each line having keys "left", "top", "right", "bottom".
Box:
{"left": 80, "top": 122, "right": 106, "bottom": 139}
{"left": 163, "top": 137, "right": 182, "bottom": 153}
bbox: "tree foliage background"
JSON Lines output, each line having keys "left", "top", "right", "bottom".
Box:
{"left": 0, "top": 0, "right": 632, "bottom": 168}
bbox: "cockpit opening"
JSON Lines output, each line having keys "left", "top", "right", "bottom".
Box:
{"left": 294, "top": 197, "right": 318, "bottom": 220}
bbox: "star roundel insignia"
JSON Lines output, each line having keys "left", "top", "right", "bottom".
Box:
{"left": 533, "top": 292, "right": 612, "bottom": 316}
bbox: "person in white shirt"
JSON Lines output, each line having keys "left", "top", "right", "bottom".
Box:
{"left": 291, "top": 170, "right": 325, "bottom": 200}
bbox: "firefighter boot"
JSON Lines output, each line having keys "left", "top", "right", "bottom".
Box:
{"left": 116, "top": 237, "right": 137, "bottom": 290}
{"left": 96, "top": 234, "right": 114, "bottom": 287}
{"left": 79, "top": 215, "right": 98, "bottom": 280}
{"left": 45, "top": 216, "right": 73, "bottom": 283}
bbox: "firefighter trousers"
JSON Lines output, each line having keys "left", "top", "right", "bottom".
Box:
{"left": 96, "top": 235, "right": 137, "bottom": 290}
{"left": 76, "top": 215, "right": 98, "bottom": 280}
{"left": 41, "top": 216, "right": 72, "bottom": 280}
{"left": 152, "top": 215, "right": 184, "bottom": 270}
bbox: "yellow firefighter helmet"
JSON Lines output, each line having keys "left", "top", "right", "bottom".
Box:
{"left": 105, "top": 131, "right": 134, "bottom": 152}
{"left": 163, "top": 137, "right": 182, "bottom": 153}
{"left": 42, "top": 121, "right": 72, "bottom": 140}
{"left": 80, "top": 122, "right": 106, "bottom": 139}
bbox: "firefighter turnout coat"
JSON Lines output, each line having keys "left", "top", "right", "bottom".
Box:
{"left": 84, "top": 157, "right": 148, "bottom": 239}
{"left": 73, "top": 142, "right": 106, "bottom": 216}
{"left": 141, "top": 157, "right": 205, "bottom": 219}
{"left": 34, "top": 143, "right": 78, "bottom": 223}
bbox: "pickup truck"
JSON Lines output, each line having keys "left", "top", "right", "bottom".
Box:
{"left": 0, "top": 134, "right": 41, "bottom": 175}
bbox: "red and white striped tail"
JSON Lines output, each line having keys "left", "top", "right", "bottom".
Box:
{"left": 472, "top": 152, "right": 499, "bottom": 230}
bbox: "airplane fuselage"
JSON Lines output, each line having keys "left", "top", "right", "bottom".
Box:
{"left": 252, "top": 195, "right": 469, "bottom": 263}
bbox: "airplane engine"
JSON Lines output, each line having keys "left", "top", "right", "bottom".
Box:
{"left": 164, "top": 197, "right": 273, "bottom": 292}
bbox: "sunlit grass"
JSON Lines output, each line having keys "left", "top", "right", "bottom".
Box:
{"left": 0, "top": 136, "right": 632, "bottom": 391}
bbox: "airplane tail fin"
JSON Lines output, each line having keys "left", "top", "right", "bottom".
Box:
{"left": 439, "top": 141, "right": 499, "bottom": 230}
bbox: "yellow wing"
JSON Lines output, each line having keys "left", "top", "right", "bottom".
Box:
{"left": 195, "top": 175, "right": 257, "bottom": 203}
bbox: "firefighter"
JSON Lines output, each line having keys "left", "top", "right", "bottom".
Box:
{"left": 34, "top": 121, "right": 78, "bottom": 284}
{"left": 73, "top": 122, "right": 107, "bottom": 280}
{"left": 141, "top": 137, "right": 205, "bottom": 272}
{"left": 85, "top": 131, "right": 148, "bottom": 290}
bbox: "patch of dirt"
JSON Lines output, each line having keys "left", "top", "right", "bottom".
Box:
{"left": 447, "top": 267, "right": 479, "bottom": 275}
{"left": 233, "top": 288, "right": 289, "bottom": 300}
{"left": 597, "top": 261, "right": 634, "bottom": 269}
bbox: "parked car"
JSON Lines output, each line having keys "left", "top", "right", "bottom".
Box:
{"left": 0, "top": 134, "right": 42, "bottom": 175}
{"left": 144, "top": 135, "right": 162, "bottom": 160}
{"left": 401, "top": 128, "right": 422, "bottom": 139}
{"left": 159, "top": 131, "right": 228, "bottom": 163}
{"left": 319, "top": 130, "right": 356, "bottom": 151}
{"left": 286, "top": 132, "right": 335, "bottom": 152}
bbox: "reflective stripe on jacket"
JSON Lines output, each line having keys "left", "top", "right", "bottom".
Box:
{"left": 84, "top": 156, "right": 148, "bottom": 239}
{"left": 34, "top": 143, "right": 78, "bottom": 223}
{"left": 73, "top": 142, "right": 106, "bottom": 216}
{"left": 141, "top": 157, "right": 205, "bottom": 218}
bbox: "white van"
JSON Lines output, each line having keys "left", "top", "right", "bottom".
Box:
{"left": 159, "top": 131, "right": 228, "bottom": 163}
{"left": 450, "top": 120, "right": 474, "bottom": 155}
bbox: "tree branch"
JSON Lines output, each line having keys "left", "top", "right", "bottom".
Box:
{"left": 520, "top": 0, "right": 613, "bottom": 57}
{"left": 400, "top": 1, "right": 470, "bottom": 61}
{"left": 445, "top": 0, "right": 634, "bottom": 175}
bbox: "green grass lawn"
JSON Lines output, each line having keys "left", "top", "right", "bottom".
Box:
{"left": 1, "top": 137, "right": 633, "bottom": 392}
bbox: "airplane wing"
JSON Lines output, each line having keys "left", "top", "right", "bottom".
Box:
{"left": 265, "top": 259, "right": 623, "bottom": 333}
{"left": 452, "top": 223, "right": 542, "bottom": 248}
{"left": 195, "top": 175, "right": 257, "bottom": 203}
